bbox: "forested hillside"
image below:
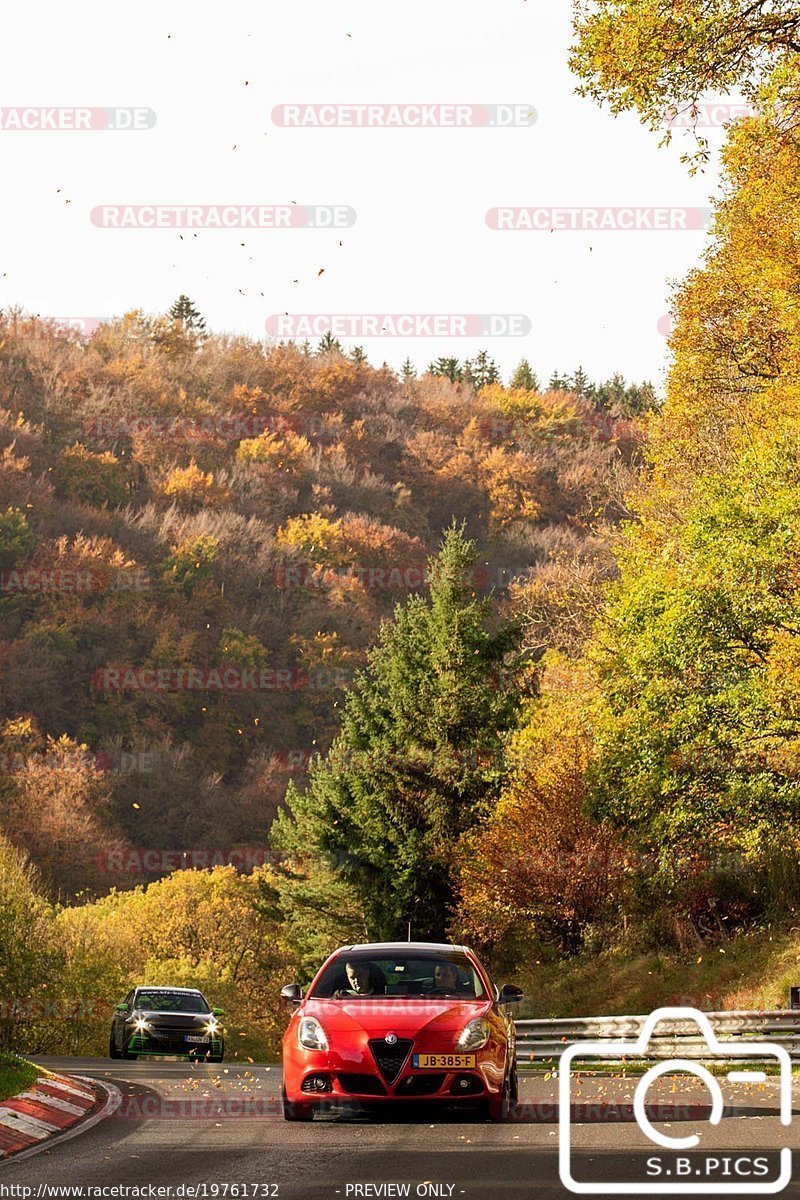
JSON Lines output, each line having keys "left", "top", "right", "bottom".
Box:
{"left": 0, "top": 313, "right": 648, "bottom": 897}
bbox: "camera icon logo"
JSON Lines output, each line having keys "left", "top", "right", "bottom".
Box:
{"left": 558, "top": 1006, "right": 792, "bottom": 1195}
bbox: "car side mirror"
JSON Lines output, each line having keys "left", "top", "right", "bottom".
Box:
{"left": 281, "top": 983, "right": 303, "bottom": 1004}
{"left": 212, "top": 1007, "right": 225, "bottom": 1017}
{"left": 115, "top": 1003, "right": 129, "bottom": 1013}
{"left": 498, "top": 984, "right": 524, "bottom": 1005}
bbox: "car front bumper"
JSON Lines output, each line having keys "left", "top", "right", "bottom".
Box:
{"left": 127, "top": 1029, "right": 224, "bottom": 1057}
{"left": 284, "top": 1045, "right": 505, "bottom": 1104}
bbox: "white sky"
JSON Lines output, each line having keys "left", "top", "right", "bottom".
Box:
{"left": 2, "top": 0, "right": 728, "bottom": 388}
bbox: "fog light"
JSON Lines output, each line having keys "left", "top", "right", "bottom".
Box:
{"left": 301, "top": 1073, "right": 333, "bottom": 1094}
{"left": 449, "top": 1074, "right": 482, "bottom": 1096}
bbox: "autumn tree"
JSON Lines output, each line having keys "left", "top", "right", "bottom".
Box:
{"left": 54, "top": 445, "right": 127, "bottom": 507}
{"left": 586, "top": 83, "right": 800, "bottom": 932}
{"left": 0, "top": 835, "right": 62, "bottom": 1050}
{"left": 0, "top": 508, "right": 37, "bottom": 570}
{"left": 455, "top": 658, "right": 623, "bottom": 959}
{"left": 160, "top": 460, "right": 230, "bottom": 510}
{"left": 571, "top": 0, "right": 800, "bottom": 135}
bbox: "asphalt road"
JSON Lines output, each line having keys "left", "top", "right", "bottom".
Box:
{"left": 0, "top": 1059, "right": 797, "bottom": 1200}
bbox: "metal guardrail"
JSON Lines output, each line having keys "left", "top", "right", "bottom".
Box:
{"left": 514, "top": 1010, "right": 800, "bottom": 1061}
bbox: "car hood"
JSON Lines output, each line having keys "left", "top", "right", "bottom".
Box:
{"left": 299, "top": 997, "right": 492, "bottom": 1036}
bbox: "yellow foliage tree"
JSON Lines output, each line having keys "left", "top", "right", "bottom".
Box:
{"left": 160, "top": 460, "right": 230, "bottom": 510}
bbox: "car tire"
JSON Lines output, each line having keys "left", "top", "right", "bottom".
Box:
{"left": 109, "top": 1035, "right": 122, "bottom": 1060}
{"left": 282, "top": 1086, "right": 314, "bottom": 1121}
{"left": 507, "top": 1063, "right": 519, "bottom": 1118}
{"left": 487, "top": 1072, "right": 512, "bottom": 1122}
{"left": 123, "top": 1048, "right": 138, "bottom": 1060}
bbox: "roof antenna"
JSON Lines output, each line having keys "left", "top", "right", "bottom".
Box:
{"left": 407, "top": 921, "right": 412, "bottom": 942}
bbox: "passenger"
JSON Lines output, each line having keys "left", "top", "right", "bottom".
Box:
{"left": 430, "top": 962, "right": 461, "bottom": 995}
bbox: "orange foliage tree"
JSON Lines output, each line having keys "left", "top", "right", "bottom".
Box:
{"left": 454, "top": 657, "right": 624, "bottom": 960}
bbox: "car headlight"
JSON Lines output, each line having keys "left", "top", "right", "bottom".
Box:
{"left": 456, "top": 1018, "right": 491, "bottom": 1051}
{"left": 205, "top": 1018, "right": 221, "bottom": 1036}
{"left": 133, "top": 1017, "right": 152, "bottom": 1033}
{"left": 298, "top": 1016, "right": 328, "bottom": 1051}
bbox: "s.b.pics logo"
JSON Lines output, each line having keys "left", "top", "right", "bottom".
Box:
{"left": 559, "top": 1007, "right": 792, "bottom": 1195}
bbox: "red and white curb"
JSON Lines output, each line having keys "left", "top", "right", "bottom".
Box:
{"left": 0, "top": 1073, "right": 120, "bottom": 1162}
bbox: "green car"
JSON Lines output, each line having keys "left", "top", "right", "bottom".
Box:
{"left": 109, "top": 986, "right": 225, "bottom": 1062}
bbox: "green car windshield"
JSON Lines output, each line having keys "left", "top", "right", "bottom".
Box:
{"left": 134, "top": 990, "right": 210, "bottom": 1013}
{"left": 309, "top": 953, "right": 487, "bottom": 1000}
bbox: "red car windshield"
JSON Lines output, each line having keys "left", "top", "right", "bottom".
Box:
{"left": 308, "top": 953, "right": 487, "bottom": 1000}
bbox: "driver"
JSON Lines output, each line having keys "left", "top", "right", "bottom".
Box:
{"left": 335, "top": 960, "right": 382, "bottom": 997}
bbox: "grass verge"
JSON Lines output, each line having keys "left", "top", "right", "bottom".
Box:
{"left": 0, "top": 1052, "right": 38, "bottom": 1102}
{"left": 518, "top": 926, "right": 800, "bottom": 1018}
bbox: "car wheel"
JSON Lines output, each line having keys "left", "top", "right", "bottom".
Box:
{"left": 282, "top": 1086, "right": 314, "bottom": 1121}
{"left": 487, "top": 1073, "right": 512, "bottom": 1122}
{"left": 508, "top": 1063, "right": 519, "bottom": 1117}
{"left": 123, "top": 1048, "right": 138, "bottom": 1060}
{"left": 109, "top": 1034, "right": 122, "bottom": 1060}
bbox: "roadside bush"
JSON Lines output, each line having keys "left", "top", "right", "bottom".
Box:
{"left": 55, "top": 866, "right": 294, "bottom": 1059}
{"left": 0, "top": 835, "right": 62, "bottom": 1051}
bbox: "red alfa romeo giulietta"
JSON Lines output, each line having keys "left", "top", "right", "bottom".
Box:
{"left": 280, "top": 941, "right": 523, "bottom": 1120}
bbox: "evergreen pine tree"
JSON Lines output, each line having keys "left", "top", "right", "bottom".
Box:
{"left": 569, "top": 366, "right": 591, "bottom": 397}
{"left": 463, "top": 350, "right": 500, "bottom": 392}
{"left": 401, "top": 357, "right": 416, "bottom": 382}
{"left": 427, "top": 357, "right": 463, "bottom": 383}
{"left": 168, "top": 295, "right": 207, "bottom": 337}
{"left": 509, "top": 358, "right": 538, "bottom": 391}
{"left": 271, "top": 526, "right": 522, "bottom": 939}
{"left": 317, "top": 330, "right": 342, "bottom": 354}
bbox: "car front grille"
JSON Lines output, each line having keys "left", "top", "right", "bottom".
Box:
{"left": 368, "top": 1038, "right": 413, "bottom": 1084}
{"left": 337, "top": 1073, "right": 387, "bottom": 1096}
{"left": 129, "top": 1029, "right": 220, "bottom": 1055}
{"left": 396, "top": 1073, "right": 445, "bottom": 1096}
